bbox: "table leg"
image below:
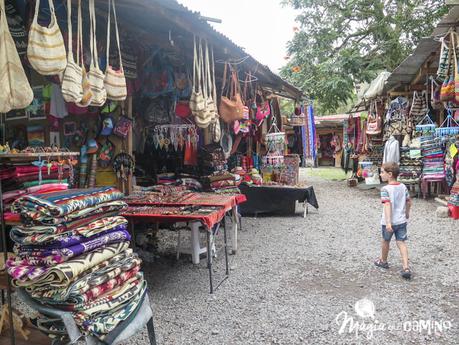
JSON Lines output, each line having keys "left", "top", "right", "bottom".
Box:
{"left": 223, "top": 219, "right": 229, "bottom": 276}
{"left": 231, "top": 206, "right": 238, "bottom": 255}
{"left": 190, "top": 222, "right": 201, "bottom": 265}
{"left": 207, "top": 230, "right": 213, "bottom": 294}
{"left": 147, "top": 317, "right": 157, "bottom": 345}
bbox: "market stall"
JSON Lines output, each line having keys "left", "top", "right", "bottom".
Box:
{"left": 0, "top": 0, "right": 305, "bottom": 342}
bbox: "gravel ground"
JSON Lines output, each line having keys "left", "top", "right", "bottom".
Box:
{"left": 14, "top": 170, "right": 459, "bottom": 344}
{"left": 121, "top": 170, "right": 459, "bottom": 345}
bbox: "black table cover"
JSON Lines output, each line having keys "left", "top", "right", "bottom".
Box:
{"left": 239, "top": 184, "right": 319, "bottom": 216}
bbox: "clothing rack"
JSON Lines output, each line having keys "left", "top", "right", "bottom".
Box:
{"left": 0, "top": 151, "right": 79, "bottom": 345}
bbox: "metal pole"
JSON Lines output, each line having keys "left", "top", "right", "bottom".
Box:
{"left": 0, "top": 178, "right": 16, "bottom": 345}
{"left": 206, "top": 230, "right": 213, "bottom": 294}
{"left": 223, "top": 219, "right": 229, "bottom": 276}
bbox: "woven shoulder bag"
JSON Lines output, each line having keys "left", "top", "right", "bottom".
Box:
{"left": 61, "top": 0, "right": 83, "bottom": 103}
{"left": 87, "top": 0, "right": 106, "bottom": 106}
{"left": 104, "top": 0, "right": 127, "bottom": 101}
{"left": 27, "top": 0, "right": 67, "bottom": 75}
{"left": 0, "top": 0, "right": 33, "bottom": 113}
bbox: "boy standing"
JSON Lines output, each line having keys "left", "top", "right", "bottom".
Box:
{"left": 374, "top": 162, "right": 412, "bottom": 279}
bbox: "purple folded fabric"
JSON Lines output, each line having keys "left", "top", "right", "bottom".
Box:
{"left": 10, "top": 230, "right": 131, "bottom": 266}
{"left": 15, "top": 224, "right": 128, "bottom": 251}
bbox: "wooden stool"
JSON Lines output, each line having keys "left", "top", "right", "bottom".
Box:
{"left": 421, "top": 178, "right": 448, "bottom": 199}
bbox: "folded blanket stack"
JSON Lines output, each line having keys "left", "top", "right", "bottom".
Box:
{"left": 6, "top": 187, "right": 147, "bottom": 341}
{"left": 0, "top": 164, "right": 72, "bottom": 193}
{"left": 199, "top": 145, "right": 228, "bottom": 175}
{"left": 449, "top": 181, "right": 459, "bottom": 206}
{"left": 421, "top": 136, "right": 445, "bottom": 180}
{"left": 205, "top": 171, "right": 242, "bottom": 192}
{"left": 398, "top": 148, "right": 422, "bottom": 184}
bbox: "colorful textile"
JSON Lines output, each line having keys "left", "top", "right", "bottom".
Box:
{"left": 76, "top": 279, "right": 147, "bottom": 338}
{"left": 11, "top": 216, "right": 128, "bottom": 246}
{"left": 9, "top": 241, "right": 130, "bottom": 288}
{"left": 9, "top": 230, "right": 130, "bottom": 267}
{"left": 12, "top": 187, "right": 124, "bottom": 220}
{"left": 19, "top": 200, "right": 127, "bottom": 226}
{"left": 32, "top": 249, "right": 138, "bottom": 301}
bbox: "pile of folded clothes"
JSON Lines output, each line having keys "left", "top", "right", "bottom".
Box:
{"left": 398, "top": 148, "right": 422, "bottom": 184}
{"left": 1, "top": 164, "right": 71, "bottom": 223}
{"left": 198, "top": 144, "right": 227, "bottom": 175}
{"left": 421, "top": 136, "right": 445, "bottom": 180}
{"left": 449, "top": 180, "right": 459, "bottom": 207}
{"left": 0, "top": 164, "right": 72, "bottom": 192}
{"left": 6, "top": 186, "right": 147, "bottom": 341}
{"left": 204, "top": 170, "right": 242, "bottom": 193}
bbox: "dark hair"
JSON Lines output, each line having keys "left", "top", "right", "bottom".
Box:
{"left": 381, "top": 162, "right": 400, "bottom": 178}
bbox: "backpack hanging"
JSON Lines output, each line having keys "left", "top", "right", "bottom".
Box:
{"left": 27, "top": 0, "right": 67, "bottom": 75}
{"left": 0, "top": 0, "right": 33, "bottom": 113}
{"left": 104, "top": 0, "right": 127, "bottom": 101}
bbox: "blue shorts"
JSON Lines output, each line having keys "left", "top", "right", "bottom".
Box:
{"left": 382, "top": 223, "right": 407, "bottom": 241}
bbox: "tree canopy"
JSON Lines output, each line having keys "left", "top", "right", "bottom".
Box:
{"left": 280, "top": 0, "right": 448, "bottom": 115}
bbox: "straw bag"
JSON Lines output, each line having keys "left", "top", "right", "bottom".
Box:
{"left": 190, "top": 36, "right": 205, "bottom": 115}
{"left": 88, "top": 0, "right": 106, "bottom": 106}
{"left": 453, "top": 32, "right": 459, "bottom": 105}
{"left": 104, "top": 0, "right": 127, "bottom": 101}
{"left": 75, "top": 0, "right": 92, "bottom": 107}
{"left": 27, "top": 0, "right": 67, "bottom": 75}
{"left": 0, "top": 0, "right": 33, "bottom": 113}
{"left": 61, "top": 0, "right": 83, "bottom": 103}
{"left": 219, "top": 63, "right": 244, "bottom": 123}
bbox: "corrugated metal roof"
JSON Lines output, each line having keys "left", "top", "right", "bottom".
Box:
{"left": 384, "top": 5, "right": 459, "bottom": 92}
{"left": 153, "top": 0, "right": 304, "bottom": 99}
{"left": 383, "top": 38, "right": 440, "bottom": 92}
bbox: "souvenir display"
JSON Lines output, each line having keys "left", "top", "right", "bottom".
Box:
{"left": 27, "top": 0, "right": 67, "bottom": 75}
{"left": 6, "top": 188, "right": 147, "bottom": 341}
{"left": 0, "top": 0, "right": 33, "bottom": 113}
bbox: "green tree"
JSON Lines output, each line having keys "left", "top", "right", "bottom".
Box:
{"left": 280, "top": 0, "right": 447, "bottom": 115}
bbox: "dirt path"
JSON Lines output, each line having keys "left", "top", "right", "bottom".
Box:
{"left": 128, "top": 172, "right": 458, "bottom": 344}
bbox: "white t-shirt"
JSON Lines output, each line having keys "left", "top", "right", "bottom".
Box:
{"left": 380, "top": 183, "right": 410, "bottom": 225}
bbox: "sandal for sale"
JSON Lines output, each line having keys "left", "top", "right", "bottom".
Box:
{"left": 374, "top": 258, "right": 389, "bottom": 269}
{"left": 401, "top": 268, "right": 412, "bottom": 279}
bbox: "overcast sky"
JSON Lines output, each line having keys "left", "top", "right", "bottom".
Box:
{"left": 177, "top": 0, "right": 299, "bottom": 73}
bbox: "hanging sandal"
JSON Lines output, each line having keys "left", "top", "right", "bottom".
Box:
{"left": 374, "top": 258, "right": 389, "bottom": 269}
{"left": 401, "top": 268, "right": 412, "bottom": 279}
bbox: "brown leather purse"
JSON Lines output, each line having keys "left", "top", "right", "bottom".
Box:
{"left": 219, "top": 64, "right": 244, "bottom": 123}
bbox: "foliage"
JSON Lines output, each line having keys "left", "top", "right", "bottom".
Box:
{"left": 280, "top": 0, "right": 448, "bottom": 115}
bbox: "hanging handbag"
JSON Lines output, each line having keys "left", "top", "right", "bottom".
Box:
{"left": 189, "top": 36, "right": 205, "bottom": 115}
{"left": 219, "top": 64, "right": 244, "bottom": 123}
{"left": 175, "top": 100, "right": 191, "bottom": 118}
{"left": 27, "top": 0, "right": 67, "bottom": 75}
{"left": 452, "top": 32, "right": 459, "bottom": 105}
{"left": 440, "top": 39, "right": 455, "bottom": 102}
{"left": 75, "top": 0, "right": 92, "bottom": 108}
{"left": 0, "top": 0, "right": 33, "bottom": 113}
{"left": 113, "top": 113, "right": 132, "bottom": 138}
{"left": 194, "top": 40, "right": 216, "bottom": 128}
{"left": 104, "top": 0, "right": 127, "bottom": 101}
{"left": 437, "top": 34, "right": 451, "bottom": 81}
{"left": 366, "top": 101, "right": 382, "bottom": 135}
{"left": 61, "top": 0, "right": 83, "bottom": 103}
{"left": 88, "top": 0, "right": 106, "bottom": 106}
{"left": 5, "top": 0, "right": 27, "bottom": 58}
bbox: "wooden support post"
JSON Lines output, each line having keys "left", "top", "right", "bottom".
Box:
{"left": 127, "top": 96, "right": 133, "bottom": 195}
